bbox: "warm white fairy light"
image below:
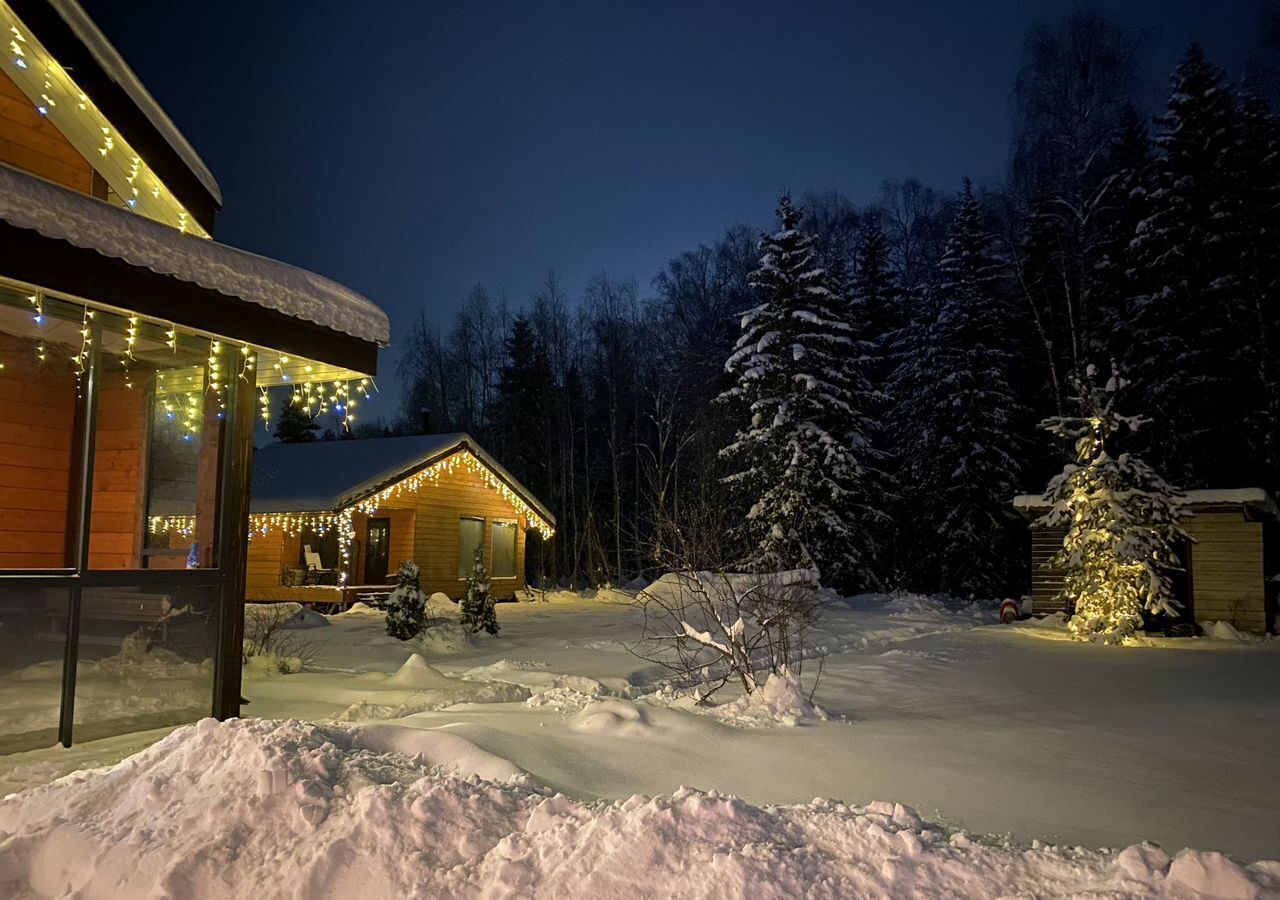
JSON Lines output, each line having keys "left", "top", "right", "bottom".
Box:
{"left": 258, "top": 386, "right": 271, "bottom": 429}
{"left": 352, "top": 448, "right": 554, "bottom": 538}
{"left": 0, "top": 4, "right": 209, "bottom": 236}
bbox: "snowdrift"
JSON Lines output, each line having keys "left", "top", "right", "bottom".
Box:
{"left": 2, "top": 718, "right": 1277, "bottom": 899}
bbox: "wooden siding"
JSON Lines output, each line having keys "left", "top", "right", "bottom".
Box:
{"left": 88, "top": 371, "right": 148, "bottom": 569}
{"left": 0, "top": 68, "right": 94, "bottom": 193}
{"left": 1027, "top": 512, "right": 1270, "bottom": 634}
{"left": 246, "top": 455, "right": 534, "bottom": 601}
{"left": 0, "top": 333, "right": 77, "bottom": 567}
{"left": 1185, "top": 513, "right": 1267, "bottom": 633}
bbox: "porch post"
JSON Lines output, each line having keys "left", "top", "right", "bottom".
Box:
{"left": 212, "top": 363, "right": 257, "bottom": 719}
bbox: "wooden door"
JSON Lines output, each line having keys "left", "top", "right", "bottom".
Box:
{"left": 364, "top": 517, "right": 391, "bottom": 584}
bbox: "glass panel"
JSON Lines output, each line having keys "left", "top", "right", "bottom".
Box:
{"left": 0, "top": 584, "right": 69, "bottom": 752}
{"left": 0, "top": 286, "right": 88, "bottom": 569}
{"left": 73, "top": 582, "right": 218, "bottom": 742}
{"left": 491, "top": 521, "right": 517, "bottom": 578}
{"left": 458, "top": 516, "right": 484, "bottom": 578}
{"left": 89, "top": 313, "right": 225, "bottom": 570}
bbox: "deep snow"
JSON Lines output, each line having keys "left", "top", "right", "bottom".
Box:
{"left": 3, "top": 716, "right": 1278, "bottom": 899}
{"left": 2, "top": 590, "right": 1279, "bottom": 898}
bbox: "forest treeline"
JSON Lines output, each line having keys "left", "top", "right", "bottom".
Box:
{"left": 380, "top": 11, "right": 1280, "bottom": 596}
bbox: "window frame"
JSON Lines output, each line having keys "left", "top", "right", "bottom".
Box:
{"left": 457, "top": 515, "right": 485, "bottom": 580}
{"left": 490, "top": 519, "right": 518, "bottom": 580}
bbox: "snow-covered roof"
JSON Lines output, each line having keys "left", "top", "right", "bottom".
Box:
{"left": 0, "top": 163, "right": 390, "bottom": 345}
{"left": 251, "top": 434, "right": 555, "bottom": 525}
{"left": 46, "top": 0, "right": 222, "bottom": 205}
{"left": 1013, "top": 488, "right": 1278, "bottom": 519}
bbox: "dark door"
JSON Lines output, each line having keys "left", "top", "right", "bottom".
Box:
{"left": 364, "top": 518, "right": 391, "bottom": 584}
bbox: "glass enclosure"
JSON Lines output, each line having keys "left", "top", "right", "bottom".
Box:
{"left": 0, "top": 277, "right": 371, "bottom": 752}
{"left": 0, "top": 283, "right": 239, "bottom": 752}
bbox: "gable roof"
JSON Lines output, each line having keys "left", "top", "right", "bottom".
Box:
{"left": 251, "top": 433, "right": 555, "bottom": 526}
{"left": 9, "top": 0, "right": 221, "bottom": 230}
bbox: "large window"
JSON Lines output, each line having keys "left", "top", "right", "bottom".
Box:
{"left": 90, "top": 311, "right": 225, "bottom": 570}
{"left": 0, "top": 585, "right": 69, "bottom": 753}
{"left": 459, "top": 516, "right": 484, "bottom": 578}
{"left": 491, "top": 521, "right": 517, "bottom": 578}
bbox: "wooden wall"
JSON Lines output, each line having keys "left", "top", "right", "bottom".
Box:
{"left": 1185, "top": 512, "right": 1267, "bottom": 633}
{"left": 245, "top": 527, "right": 285, "bottom": 599}
{"left": 0, "top": 333, "right": 77, "bottom": 567}
{"left": 87, "top": 371, "right": 148, "bottom": 569}
{"left": 1027, "top": 512, "right": 1270, "bottom": 633}
{"left": 0, "top": 68, "right": 94, "bottom": 193}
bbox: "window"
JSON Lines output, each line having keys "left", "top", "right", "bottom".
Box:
{"left": 298, "top": 525, "right": 340, "bottom": 571}
{"left": 491, "top": 521, "right": 517, "bottom": 578}
{"left": 458, "top": 516, "right": 484, "bottom": 578}
{"left": 91, "top": 310, "right": 225, "bottom": 570}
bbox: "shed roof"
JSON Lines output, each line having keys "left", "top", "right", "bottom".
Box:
{"left": 251, "top": 434, "right": 555, "bottom": 525}
{"left": 1012, "top": 488, "right": 1278, "bottom": 521}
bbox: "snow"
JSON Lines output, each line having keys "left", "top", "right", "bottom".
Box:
{"left": 3, "top": 589, "right": 1279, "bottom": 896}
{"left": 1014, "top": 487, "right": 1278, "bottom": 516}
{"left": 0, "top": 163, "right": 390, "bottom": 345}
{"left": 2, "top": 716, "right": 1277, "bottom": 898}
{"left": 46, "top": 0, "right": 223, "bottom": 204}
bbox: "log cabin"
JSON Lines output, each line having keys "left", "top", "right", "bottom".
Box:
{"left": 0, "top": 0, "right": 389, "bottom": 752}
{"left": 1013, "top": 489, "right": 1278, "bottom": 635}
{"left": 245, "top": 434, "right": 554, "bottom": 605}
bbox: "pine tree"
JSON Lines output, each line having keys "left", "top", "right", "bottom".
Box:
{"left": 719, "top": 194, "right": 881, "bottom": 589}
{"left": 274, "top": 398, "right": 319, "bottom": 443}
{"left": 889, "top": 180, "right": 1026, "bottom": 597}
{"left": 1037, "top": 363, "right": 1188, "bottom": 642}
{"left": 459, "top": 548, "right": 499, "bottom": 635}
{"left": 1092, "top": 105, "right": 1154, "bottom": 364}
{"left": 1129, "top": 45, "right": 1245, "bottom": 487}
{"left": 385, "top": 561, "right": 427, "bottom": 640}
{"left": 849, "top": 213, "right": 903, "bottom": 375}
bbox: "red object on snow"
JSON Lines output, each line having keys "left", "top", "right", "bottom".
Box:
{"left": 999, "top": 598, "right": 1021, "bottom": 624}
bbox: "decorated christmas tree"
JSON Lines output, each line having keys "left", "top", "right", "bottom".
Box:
{"left": 459, "top": 548, "right": 499, "bottom": 635}
{"left": 1037, "top": 363, "right": 1188, "bottom": 642}
{"left": 384, "top": 561, "right": 427, "bottom": 640}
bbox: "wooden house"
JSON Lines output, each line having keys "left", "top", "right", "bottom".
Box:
{"left": 1013, "top": 489, "right": 1278, "bottom": 634}
{"left": 0, "top": 0, "right": 388, "bottom": 751}
{"left": 246, "top": 434, "right": 554, "bottom": 605}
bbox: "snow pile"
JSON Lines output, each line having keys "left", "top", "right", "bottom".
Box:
{"left": 334, "top": 601, "right": 382, "bottom": 617}
{"left": 2, "top": 718, "right": 1277, "bottom": 899}
{"left": 703, "top": 669, "right": 829, "bottom": 728}
{"left": 1200, "top": 621, "right": 1259, "bottom": 643}
{"left": 244, "top": 602, "right": 329, "bottom": 630}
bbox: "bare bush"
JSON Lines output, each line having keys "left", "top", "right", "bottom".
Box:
{"left": 243, "top": 604, "right": 327, "bottom": 674}
{"left": 631, "top": 504, "right": 828, "bottom": 702}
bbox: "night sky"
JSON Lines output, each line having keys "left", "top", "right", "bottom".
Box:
{"left": 81, "top": 0, "right": 1259, "bottom": 403}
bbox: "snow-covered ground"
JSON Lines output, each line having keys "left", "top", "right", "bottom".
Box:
{"left": 2, "top": 591, "right": 1278, "bottom": 898}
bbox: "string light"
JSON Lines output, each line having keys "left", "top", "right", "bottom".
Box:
{"left": 0, "top": 4, "right": 208, "bottom": 236}
{"left": 28, "top": 292, "right": 42, "bottom": 325}
{"left": 258, "top": 386, "right": 271, "bottom": 429}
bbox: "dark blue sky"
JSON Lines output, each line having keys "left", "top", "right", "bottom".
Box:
{"left": 82, "top": 0, "right": 1258, "bottom": 406}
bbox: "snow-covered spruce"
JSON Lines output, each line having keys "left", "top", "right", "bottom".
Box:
{"left": 1037, "top": 363, "right": 1188, "bottom": 641}
{"left": 459, "top": 549, "right": 499, "bottom": 635}
{"left": 719, "top": 194, "right": 885, "bottom": 590}
{"left": 384, "top": 561, "right": 428, "bottom": 640}
{"left": 887, "top": 179, "right": 1025, "bottom": 597}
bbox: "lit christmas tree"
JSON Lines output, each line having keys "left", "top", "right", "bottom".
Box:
{"left": 1037, "top": 363, "right": 1188, "bottom": 642}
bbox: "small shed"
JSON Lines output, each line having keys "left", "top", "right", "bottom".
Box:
{"left": 246, "top": 434, "right": 555, "bottom": 605}
{"left": 1012, "top": 489, "right": 1278, "bottom": 635}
